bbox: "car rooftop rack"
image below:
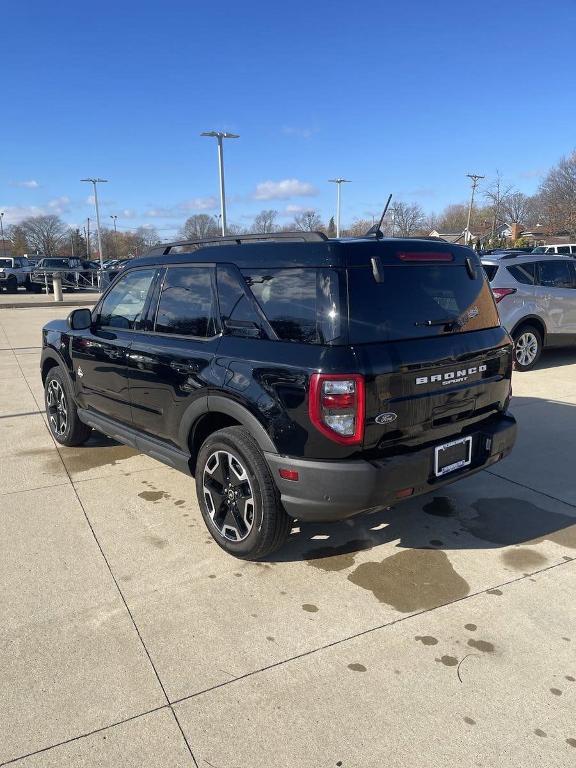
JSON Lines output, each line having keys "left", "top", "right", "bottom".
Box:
{"left": 147, "top": 230, "right": 328, "bottom": 257}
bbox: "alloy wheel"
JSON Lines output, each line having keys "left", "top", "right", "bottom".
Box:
{"left": 46, "top": 379, "right": 68, "bottom": 437}
{"left": 515, "top": 332, "right": 538, "bottom": 367}
{"left": 203, "top": 450, "right": 255, "bottom": 542}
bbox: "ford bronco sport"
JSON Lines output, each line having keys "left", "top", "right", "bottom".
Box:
{"left": 41, "top": 232, "right": 516, "bottom": 558}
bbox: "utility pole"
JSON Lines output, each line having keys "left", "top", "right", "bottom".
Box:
{"left": 110, "top": 215, "right": 118, "bottom": 258}
{"left": 465, "top": 173, "right": 485, "bottom": 245}
{"left": 81, "top": 178, "right": 108, "bottom": 269}
{"left": 70, "top": 231, "right": 75, "bottom": 258}
{"left": 201, "top": 131, "right": 239, "bottom": 236}
{"left": 0, "top": 212, "right": 6, "bottom": 257}
{"left": 328, "top": 178, "right": 351, "bottom": 237}
{"left": 86, "top": 218, "right": 91, "bottom": 259}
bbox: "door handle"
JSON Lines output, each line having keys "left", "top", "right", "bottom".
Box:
{"left": 170, "top": 360, "right": 199, "bottom": 374}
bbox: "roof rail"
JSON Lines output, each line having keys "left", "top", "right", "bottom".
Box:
{"left": 147, "top": 230, "right": 327, "bottom": 257}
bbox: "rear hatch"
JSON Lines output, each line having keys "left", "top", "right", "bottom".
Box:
{"left": 345, "top": 241, "right": 513, "bottom": 455}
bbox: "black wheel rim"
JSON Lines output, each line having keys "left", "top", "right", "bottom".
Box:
{"left": 202, "top": 450, "right": 255, "bottom": 542}
{"left": 46, "top": 379, "right": 68, "bottom": 437}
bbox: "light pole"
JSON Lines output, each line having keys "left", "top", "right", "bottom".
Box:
{"left": 0, "top": 212, "right": 6, "bottom": 257}
{"left": 201, "top": 131, "right": 239, "bottom": 236}
{"left": 110, "top": 214, "right": 118, "bottom": 258}
{"left": 81, "top": 178, "right": 108, "bottom": 269}
{"left": 465, "top": 173, "right": 484, "bottom": 245}
{"left": 328, "top": 179, "right": 351, "bottom": 237}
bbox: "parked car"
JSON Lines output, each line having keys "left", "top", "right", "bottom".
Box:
{"left": 0, "top": 256, "right": 34, "bottom": 292}
{"left": 482, "top": 254, "right": 576, "bottom": 370}
{"left": 532, "top": 244, "right": 576, "bottom": 255}
{"left": 41, "top": 232, "right": 516, "bottom": 558}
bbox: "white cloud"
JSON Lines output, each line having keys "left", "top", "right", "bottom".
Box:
{"left": 282, "top": 126, "right": 317, "bottom": 139}
{"left": 86, "top": 195, "right": 95, "bottom": 205}
{"left": 0, "top": 205, "right": 51, "bottom": 225}
{"left": 145, "top": 197, "right": 219, "bottom": 219}
{"left": 181, "top": 196, "right": 218, "bottom": 212}
{"left": 253, "top": 178, "right": 317, "bottom": 201}
{"left": 11, "top": 179, "right": 40, "bottom": 189}
{"left": 48, "top": 196, "right": 71, "bottom": 214}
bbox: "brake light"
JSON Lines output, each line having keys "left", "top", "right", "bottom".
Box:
{"left": 492, "top": 287, "right": 517, "bottom": 303}
{"left": 309, "top": 374, "right": 365, "bottom": 445}
{"left": 397, "top": 252, "right": 454, "bottom": 262}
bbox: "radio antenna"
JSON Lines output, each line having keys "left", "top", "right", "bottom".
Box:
{"left": 365, "top": 194, "right": 392, "bottom": 239}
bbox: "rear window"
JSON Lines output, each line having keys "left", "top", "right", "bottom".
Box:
{"left": 242, "top": 268, "right": 343, "bottom": 344}
{"left": 507, "top": 263, "right": 536, "bottom": 285}
{"left": 348, "top": 264, "right": 499, "bottom": 343}
{"left": 482, "top": 264, "right": 498, "bottom": 281}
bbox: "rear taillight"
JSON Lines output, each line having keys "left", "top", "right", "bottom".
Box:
{"left": 492, "top": 287, "right": 517, "bottom": 303}
{"left": 309, "top": 374, "right": 365, "bottom": 445}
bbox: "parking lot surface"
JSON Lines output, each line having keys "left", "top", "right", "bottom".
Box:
{"left": 1, "top": 305, "right": 575, "bottom": 767}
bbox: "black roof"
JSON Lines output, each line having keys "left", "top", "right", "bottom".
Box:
{"left": 129, "top": 232, "right": 475, "bottom": 271}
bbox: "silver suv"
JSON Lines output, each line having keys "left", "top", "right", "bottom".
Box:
{"left": 482, "top": 254, "right": 576, "bottom": 370}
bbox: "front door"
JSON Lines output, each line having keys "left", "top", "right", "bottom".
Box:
{"left": 71, "top": 267, "right": 157, "bottom": 424}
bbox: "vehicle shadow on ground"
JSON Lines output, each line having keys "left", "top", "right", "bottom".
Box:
{"left": 269, "top": 395, "right": 576, "bottom": 563}
{"left": 532, "top": 347, "right": 576, "bottom": 370}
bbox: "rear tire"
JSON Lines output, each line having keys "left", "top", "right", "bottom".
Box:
{"left": 44, "top": 367, "right": 92, "bottom": 446}
{"left": 6, "top": 276, "right": 18, "bottom": 294}
{"left": 513, "top": 324, "right": 542, "bottom": 371}
{"left": 195, "top": 426, "right": 291, "bottom": 560}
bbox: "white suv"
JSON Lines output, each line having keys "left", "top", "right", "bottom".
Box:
{"left": 482, "top": 254, "right": 576, "bottom": 370}
{"left": 532, "top": 244, "right": 576, "bottom": 255}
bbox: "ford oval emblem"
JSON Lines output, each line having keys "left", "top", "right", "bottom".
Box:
{"left": 375, "top": 412, "right": 397, "bottom": 425}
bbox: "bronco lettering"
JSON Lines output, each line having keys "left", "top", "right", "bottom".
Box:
{"left": 416, "top": 364, "right": 487, "bottom": 386}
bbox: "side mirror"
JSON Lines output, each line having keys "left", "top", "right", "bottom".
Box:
{"left": 67, "top": 308, "right": 92, "bottom": 331}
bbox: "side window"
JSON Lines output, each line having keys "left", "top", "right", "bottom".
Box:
{"left": 507, "top": 263, "right": 535, "bottom": 285}
{"left": 98, "top": 269, "right": 156, "bottom": 329}
{"left": 545, "top": 247, "right": 554, "bottom": 254}
{"left": 537, "top": 260, "right": 574, "bottom": 289}
{"left": 217, "top": 264, "right": 266, "bottom": 336}
{"left": 557, "top": 246, "right": 570, "bottom": 254}
{"left": 155, "top": 266, "right": 216, "bottom": 337}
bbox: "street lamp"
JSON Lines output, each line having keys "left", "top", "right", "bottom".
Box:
{"left": 0, "top": 212, "right": 6, "bottom": 257}
{"left": 81, "top": 178, "right": 108, "bottom": 269}
{"left": 328, "top": 178, "right": 351, "bottom": 237}
{"left": 110, "top": 214, "right": 118, "bottom": 258}
{"left": 201, "top": 131, "right": 239, "bottom": 236}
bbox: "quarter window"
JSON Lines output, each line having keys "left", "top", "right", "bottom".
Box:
{"left": 155, "top": 266, "right": 217, "bottom": 337}
{"left": 507, "top": 263, "right": 536, "bottom": 285}
{"left": 98, "top": 269, "right": 156, "bottom": 329}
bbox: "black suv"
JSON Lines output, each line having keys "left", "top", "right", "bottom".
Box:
{"left": 41, "top": 232, "right": 516, "bottom": 558}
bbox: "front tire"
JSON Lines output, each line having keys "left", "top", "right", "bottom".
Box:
{"left": 44, "top": 367, "right": 92, "bottom": 446}
{"left": 6, "top": 276, "right": 18, "bottom": 293}
{"left": 513, "top": 324, "right": 542, "bottom": 371}
{"left": 195, "top": 426, "right": 291, "bottom": 560}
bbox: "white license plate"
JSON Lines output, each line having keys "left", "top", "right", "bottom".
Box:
{"left": 434, "top": 436, "right": 473, "bottom": 477}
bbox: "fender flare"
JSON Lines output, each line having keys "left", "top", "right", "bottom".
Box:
{"left": 206, "top": 395, "right": 278, "bottom": 453}
{"left": 40, "top": 348, "right": 74, "bottom": 389}
{"left": 510, "top": 315, "right": 547, "bottom": 340}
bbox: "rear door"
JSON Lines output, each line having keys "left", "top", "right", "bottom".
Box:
{"left": 534, "top": 259, "right": 576, "bottom": 337}
{"left": 346, "top": 245, "right": 512, "bottom": 453}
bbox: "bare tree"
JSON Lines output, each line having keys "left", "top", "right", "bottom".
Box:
{"left": 538, "top": 150, "right": 576, "bottom": 235}
{"left": 293, "top": 210, "right": 322, "bottom": 231}
{"left": 18, "top": 215, "right": 68, "bottom": 256}
{"left": 6, "top": 225, "right": 30, "bottom": 257}
{"left": 180, "top": 214, "right": 220, "bottom": 240}
{"left": 392, "top": 201, "right": 425, "bottom": 237}
{"left": 501, "top": 192, "right": 539, "bottom": 227}
{"left": 252, "top": 209, "right": 278, "bottom": 233}
{"left": 436, "top": 203, "right": 469, "bottom": 233}
{"left": 343, "top": 218, "right": 372, "bottom": 237}
{"left": 483, "top": 172, "right": 513, "bottom": 238}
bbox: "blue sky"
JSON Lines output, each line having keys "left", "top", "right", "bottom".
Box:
{"left": 2, "top": 0, "right": 575, "bottom": 239}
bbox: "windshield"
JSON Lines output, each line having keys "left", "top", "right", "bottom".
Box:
{"left": 348, "top": 264, "right": 499, "bottom": 343}
{"left": 40, "top": 259, "right": 69, "bottom": 268}
{"left": 0, "top": 259, "right": 13, "bottom": 268}
{"left": 532, "top": 247, "right": 546, "bottom": 253}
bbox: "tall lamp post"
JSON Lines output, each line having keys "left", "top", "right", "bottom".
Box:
{"left": 0, "top": 212, "right": 6, "bottom": 257}
{"left": 110, "top": 214, "right": 118, "bottom": 258}
{"left": 465, "top": 173, "right": 484, "bottom": 245}
{"left": 200, "top": 131, "right": 239, "bottom": 236}
{"left": 328, "top": 178, "right": 351, "bottom": 237}
{"left": 81, "top": 178, "right": 108, "bottom": 269}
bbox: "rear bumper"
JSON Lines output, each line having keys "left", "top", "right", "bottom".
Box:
{"left": 265, "top": 412, "right": 517, "bottom": 521}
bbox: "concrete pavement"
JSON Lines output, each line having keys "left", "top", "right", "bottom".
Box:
{"left": 1, "top": 305, "right": 575, "bottom": 767}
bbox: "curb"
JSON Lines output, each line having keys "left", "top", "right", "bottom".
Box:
{"left": 0, "top": 299, "right": 97, "bottom": 310}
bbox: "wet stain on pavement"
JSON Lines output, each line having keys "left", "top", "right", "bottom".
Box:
{"left": 534, "top": 729, "right": 547, "bottom": 738}
{"left": 463, "top": 717, "right": 476, "bottom": 726}
{"left": 464, "top": 623, "right": 477, "bottom": 631}
{"left": 306, "top": 539, "right": 373, "bottom": 572}
{"left": 567, "top": 738, "right": 576, "bottom": 747}
{"left": 266, "top": 636, "right": 275, "bottom": 642}
{"left": 467, "top": 639, "right": 495, "bottom": 653}
{"left": 347, "top": 663, "right": 367, "bottom": 672}
{"left": 139, "top": 490, "right": 166, "bottom": 502}
{"left": 302, "top": 604, "right": 319, "bottom": 613}
{"left": 566, "top": 676, "right": 575, "bottom": 682}
{"left": 415, "top": 636, "right": 438, "bottom": 646}
{"left": 550, "top": 688, "right": 562, "bottom": 696}
{"left": 502, "top": 548, "right": 548, "bottom": 570}
{"left": 347, "top": 549, "right": 469, "bottom": 612}
{"left": 146, "top": 534, "right": 168, "bottom": 549}
{"left": 423, "top": 497, "right": 458, "bottom": 518}
{"left": 487, "top": 589, "right": 503, "bottom": 596}
{"left": 436, "top": 655, "right": 458, "bottom": 667}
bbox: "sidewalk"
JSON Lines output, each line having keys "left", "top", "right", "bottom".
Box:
{"left": 0, "top": 291, "right": 100, "bottom": 310}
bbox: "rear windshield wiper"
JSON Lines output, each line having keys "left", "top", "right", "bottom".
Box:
{"left": 415, "top": 316, "right": 461, "bottom": 329}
